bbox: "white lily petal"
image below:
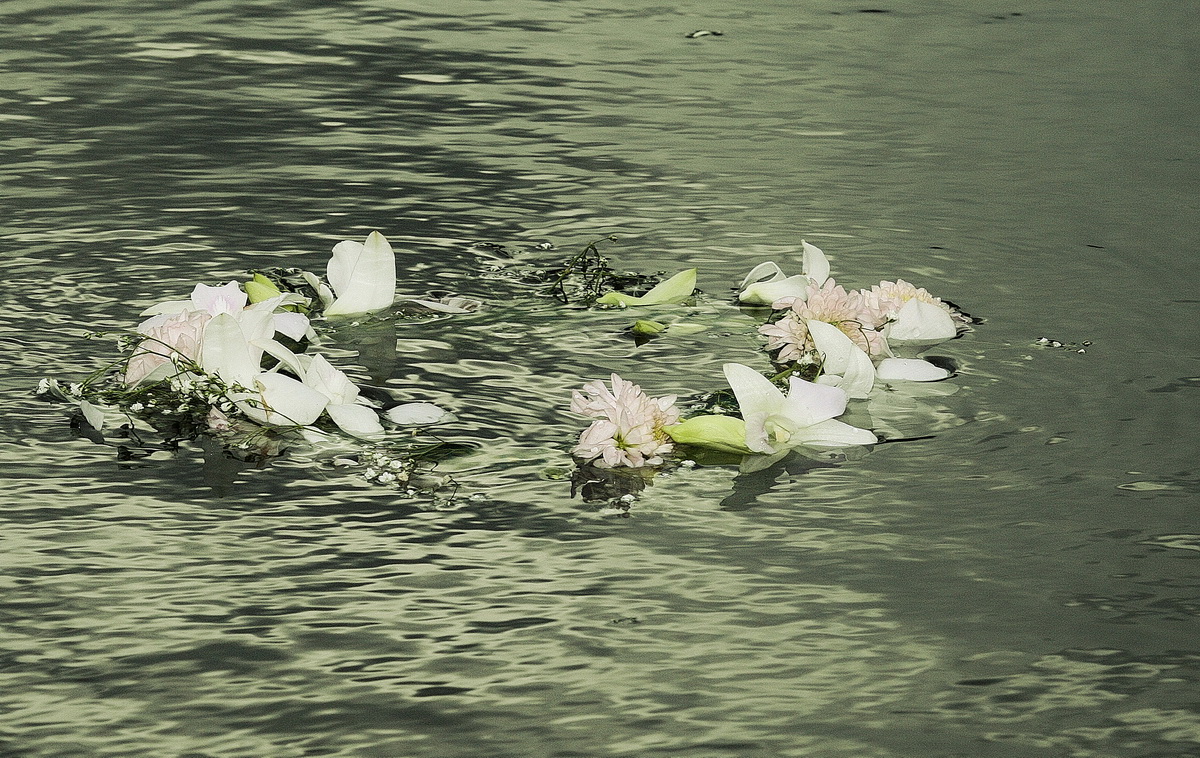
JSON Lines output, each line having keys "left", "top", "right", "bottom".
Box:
{"left": 139, "top": 298, "right": 193, "bottom": 316}
{"left": 301, "top": 271, "right": 336, "bottom": 309}
{"left": 386, "top": 402, "right": 454, "bottom": 426}
{"left": 271, "top": 311, "right": 310, "bottom": 341}
{"left": 326, "top": 403, "right": 385, "bottom": 439}
{"left": 801, "top": 239, "right": 830, "bottom": 285}
{"left": 790, "top": 418, "right": 877, "bottom": 448}
{"left": 741, "top": 411, "right": 776, "bottom": 454}
{"left": 235, "top": 372, "right": 327, "bottom": 427}
{"left": 783, "top": 375, "right": 850, "bottom": 425}
{"left": 876, "top": 357, "right": 951, "bottom": 382}
{"left": 739, "top": 261, "right": 784, "bottom": 290}
{"left": 887, "top": 299, "right": 957, "bottom": 343}
{"left": 740, "top": 274, "right": 812, "bottom": 305}
{"left": 201, "top": 313, "right": 261, "bottom": 385}
{"left": 325, "top": 231, "right": 397, "bottom": 316}
{"left": 400, "top": 296, "right": 480, "bottom": 314}
{"left": 80, "top": 399, "right": 106, "bottom": 431}
{"left": 303, "top": 354, "right": 360, "bottom": 405}
{"left": 191, "top": 281, "right": 247, "bottom": 315}
{"left": 723, "top": 363, "right": 785, "bottom": 421}
{"left": 807, "top": 320, "right": 875, "bottom": 398}
{"left": 255, "top": 339, "right": 307, "bottom": 378}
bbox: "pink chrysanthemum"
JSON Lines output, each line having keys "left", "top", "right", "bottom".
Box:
{"left": 764, "top": 279, "right": 886, "bottom": 357}
{"left": 570, "top": 374, "right": 680, "bottom": 468}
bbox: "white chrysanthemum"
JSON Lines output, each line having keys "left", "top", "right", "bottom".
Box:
{"left": 570, "top": 374, "right": 680, "bottom": 468}
{"left": 863, "top": 279, "right": 951, "bottom": 318}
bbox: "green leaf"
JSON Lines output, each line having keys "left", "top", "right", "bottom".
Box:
{"left": 664, "top": 415, "right": 754, "bottom": 454}
{"left": 245, "top": 273, "right": 282, "bottom": 303}
{"left": 596, "top": 268, "right": 696, "bottom": 307}
{"left": 630, "top": 319, "right": 668, "bottom": 335}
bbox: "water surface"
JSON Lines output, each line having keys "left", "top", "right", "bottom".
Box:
{"left": 2, "top": 1, "right": 1198, "bottom": 756}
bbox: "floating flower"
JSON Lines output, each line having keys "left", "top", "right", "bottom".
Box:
{"left": 324, "top": 231, "right": 397, "bottom": 316}
{"left": 864, "top": 279, "right": 950, "bottom": 318}
{"left": 760, "top": 279, "right": 885, "bottom": 361}
{"left": 123, "top": 309, "right": 210, "bottom": 385}
{"left": 863, "top": 279, "right": 957, "bottom": 347}
{"left": 570, "top": 373, "right": 680, "bottom": 467}
{"left": 666, "top": 363, "right": 876, "bottom": 456}
{"left": 738, "top": 240, "right": 830, "bottom": 305}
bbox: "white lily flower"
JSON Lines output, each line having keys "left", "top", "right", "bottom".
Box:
{"left": 807, "top": 319, "right": 875, "bottom": 399}
{"left": 324, "top": 231, "right": 397, "bottom": 316}
{"left": 738, "top": 262, "right": 812, "bottom": 305}
{"left": 724, "top": 362, "right": 876, "bottom": 453}
{"left": 801, "top": 239, "right": 830, "bottom": 287}
{"left": 737, "top": 240, "right": 830, "bottom": 305}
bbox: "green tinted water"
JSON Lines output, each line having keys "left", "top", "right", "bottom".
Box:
{"left": 1, "top": 1, "right": 1198, "bottom": 756}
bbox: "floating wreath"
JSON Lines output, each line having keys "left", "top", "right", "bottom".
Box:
{"left": 37, "top": 231, "right": 975, "bottom": 500}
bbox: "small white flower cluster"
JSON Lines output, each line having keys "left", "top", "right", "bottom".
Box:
{"left": 359, "top": 448, "right": 415, "bottom": 490}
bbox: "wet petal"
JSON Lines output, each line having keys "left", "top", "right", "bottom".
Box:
{"left": 790, "top": 418, "right": 877, "bottom": 448}
{"left": 723, "top": 363, "right": 785, "bottom": 421}
{"left": 802, "top": 240, "right": 830, "bottom": 285}
{"left": 326, "top": 403, "right": 385, "bottom": 439}
{"left": 80, "top": 399, "right": 106, "bottom": 431}
{"left": 887, "top": 299, "right": 956, "bottom": 343}
{"left": 807, "top": 319, "right": 875, "bottom": 398}
{"left": 740, "top": 274, "right": 812, "bottom": 305}
{"left": 302, "top": 354, "right": 361, "bottom": 405}
{"left": 191, "top": 281, "right": 247, "bottom": 315}
{"left": 784, "top": 375, "right": 849, "bottom": 425}
{"left": 386, "top": 402, "right": 454, "bottom": 426}
{"left": 236, "top": 372, "right": 328, "bottom": 427}
{"left": 876, "top": 357, "right": 951, "bottom": 382}
{"left": 201, "top": 313, "right": 260, "bottom": 385}
{"left": 325, "top": 231, "right": 397, "bottom": 316}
